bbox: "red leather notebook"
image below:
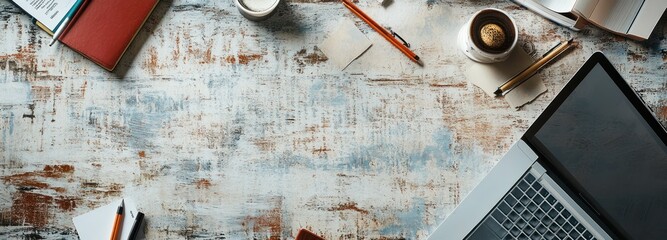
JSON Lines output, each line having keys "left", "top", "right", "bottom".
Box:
{"left": 295, "top": 229, "right": 325, "bottom": 240}
{"left": 59, "top": 0, "right": 159, "bottom": 71}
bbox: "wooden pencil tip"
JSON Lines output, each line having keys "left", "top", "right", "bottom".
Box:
{"left": 414, "top": 56, "right": 423, "bottom": 66}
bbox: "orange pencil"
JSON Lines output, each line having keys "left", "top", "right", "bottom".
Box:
{"left": 110, "top": 199, "right": 124, "bottom": 240}
{"left": 341, "top": 0, "right": 422, "bottom": 65}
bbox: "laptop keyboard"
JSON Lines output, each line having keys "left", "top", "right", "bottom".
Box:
{"left": 466, "top": 171, "right": 596, "bottom": 240}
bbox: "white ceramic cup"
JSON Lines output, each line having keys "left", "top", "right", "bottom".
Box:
{"left": 457, "top": 8, "right": 518, "bottom": 63}
{"left": 235, "top": 0, "right": 282, "bottom": 21}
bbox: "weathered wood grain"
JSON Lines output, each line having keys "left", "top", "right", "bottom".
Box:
{"left": 1, "top": 0, "right": 666, "bottom": 239}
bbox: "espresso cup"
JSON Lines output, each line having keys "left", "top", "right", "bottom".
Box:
{"left": 457, "top": 8, "right": 518, "bottom": 63}
{"left": 235, "top": 0, "right": 281, "bottom": 21}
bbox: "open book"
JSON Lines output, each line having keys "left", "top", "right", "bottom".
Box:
{"left": 513, "top": 0, "right": 667, "bottom": 40}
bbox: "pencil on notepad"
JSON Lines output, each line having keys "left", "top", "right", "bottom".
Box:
{"left": 341, "top": 0, "right": 422, "bottom": 66}
{"left": 494, "top": 38, "right": 576, "bottom": 96}
{"left": 109, "top": 199, "right": 124, "bottom": 240}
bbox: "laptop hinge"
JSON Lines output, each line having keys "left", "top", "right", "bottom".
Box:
{"left": 529, "top": 162, "right": 547, "bottom": 179}
{"left": 517, "top": 140, "right": 538, "bottom": 161}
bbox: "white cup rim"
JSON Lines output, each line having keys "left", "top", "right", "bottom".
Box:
{"left": 458, "top": 8, "right": 519, "bottom": 63}
{"left": 235, "top": 0, "right": 281, "bottom": 18}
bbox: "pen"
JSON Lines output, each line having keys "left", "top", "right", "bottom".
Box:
{"left": 49, "top": 17, "right": 70, "bottom": 46}
{"left": 494, "top": 38, "right": 576, "bottom": 96}
{"left": 341, "top": 0, "right": 422, "bottom": 66}
{"left": 128, "top": 212, "right": 144, "bottom": 240}
{"left": 110, "top": 199, "right": 124, "bottom": 240}
{"left": 49, "top": 0, "right": 84, "bottom": 46}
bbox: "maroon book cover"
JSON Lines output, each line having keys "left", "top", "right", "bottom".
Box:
{"left": 295, "top": 229, "right": 325, "bottom": 240}
{"left": 59, "top": 0, "right": 158, "bottom": 71}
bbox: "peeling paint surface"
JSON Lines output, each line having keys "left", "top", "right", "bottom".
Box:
{"left": 1, "top": 0, "right": 666, "bottom": 239}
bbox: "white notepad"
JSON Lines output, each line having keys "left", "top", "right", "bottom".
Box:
{"left": 319, "top": 18, "right": 373, "bottom": 70}
{"left": 465, "top": 47, "right": 547, "bottom": 109}
{"left": 73, "top": 198, "right": 141, "bottom": 240}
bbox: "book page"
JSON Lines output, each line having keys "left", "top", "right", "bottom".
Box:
{"left": 513, "top": 0, "right": 580, "bottom": 30}
{"left": 573, "top": 0, "right": 599, "bottom": 17}
{"left": 627, "top": 0, "right": 667, "bottom": 39}
{"left": 534, "top": 0, "right": 577, "bottom": 13}
{"left": 588, "top": 0, "right": 645, "bottom": 33}
{"left": 11, "top": 0, "right": 77, "bottom": 31}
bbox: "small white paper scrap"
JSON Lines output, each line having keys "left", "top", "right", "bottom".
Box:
{"left": 318, "top": 19, "right": 373, "bottom": 70}
{"left": 465, "top": 47, "right": 547, "bottom": 109}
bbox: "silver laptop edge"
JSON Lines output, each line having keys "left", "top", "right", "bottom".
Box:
{"left": 532, "top": 163, "right": 611, "bottom": 239}
{"left": 427, "top": 140, "right": 611, "bottom": 239}
{"left": 427, "top": 140, "right": 536, "bottom": 240}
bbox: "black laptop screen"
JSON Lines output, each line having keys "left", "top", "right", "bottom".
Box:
{"left": 533, "top": 64, "right": 667, "bottom": 239}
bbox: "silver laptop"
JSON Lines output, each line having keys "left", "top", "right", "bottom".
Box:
{"left": 428, "top": 52, "right": 667, "bottom": 240}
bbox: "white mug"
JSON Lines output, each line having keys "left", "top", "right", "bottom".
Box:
{"left": 457, "top": 8, "right": 518, "bottom": 63}
{"left": 235, "top": 0, "right": 282, "bottom": 21}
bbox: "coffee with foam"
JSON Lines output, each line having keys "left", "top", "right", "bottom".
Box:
{"left": 457, "top": 8, "right": 518, "bottom": 63}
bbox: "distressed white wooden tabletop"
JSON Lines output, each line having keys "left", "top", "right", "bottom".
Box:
{"left": 1, "top": 0, "right": 666, "bottom": 239}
